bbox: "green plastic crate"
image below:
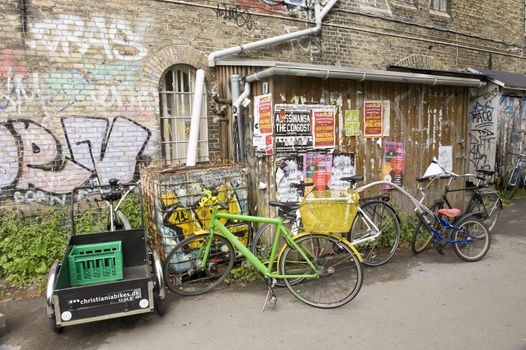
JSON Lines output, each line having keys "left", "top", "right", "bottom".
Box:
{"left": 68, "top": 241, "right": 123, "bottom": 286}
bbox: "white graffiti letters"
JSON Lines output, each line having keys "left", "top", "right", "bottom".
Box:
{"left": 29, "top": 15, "right": 148, "bottom": 61}
{"left": 0, "top": 117, "right": 151, "bottom": 201}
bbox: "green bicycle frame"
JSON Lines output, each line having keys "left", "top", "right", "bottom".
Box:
{"left": 199, "top": 209, "right": 320, "bottom": 280}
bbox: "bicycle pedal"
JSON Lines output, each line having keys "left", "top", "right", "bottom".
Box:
{"left": 433, "top": 243, "right": 445, "bottom": 255}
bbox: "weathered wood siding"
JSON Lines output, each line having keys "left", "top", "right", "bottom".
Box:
{"left": 247, "top": 76, "right": 470, "bottom": 215}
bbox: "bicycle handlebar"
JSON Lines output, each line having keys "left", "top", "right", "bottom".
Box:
{"left": 507, "top": 151, "right": 526, "bottom": 158}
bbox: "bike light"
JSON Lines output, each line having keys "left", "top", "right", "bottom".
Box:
{"left": 61, "top": 311, "right": 72, "bottom": 321}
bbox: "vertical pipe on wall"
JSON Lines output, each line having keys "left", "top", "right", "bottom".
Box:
{"left": 230, "top": 75, "right": 243, "bottom": 162}
{"left": 186, "top": 69, "right": 205, "bottom": 167}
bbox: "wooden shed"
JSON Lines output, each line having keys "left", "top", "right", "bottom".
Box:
{"left": 214, "top": 60, "right": 487, "bottom": 215}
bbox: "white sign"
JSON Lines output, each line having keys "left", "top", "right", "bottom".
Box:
{"left": 438, "top": 146, "right": 453, "bottom": 171}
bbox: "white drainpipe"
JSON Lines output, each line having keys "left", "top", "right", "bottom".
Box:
{"left": 201, "top": 0, "right": 337, "bottom": 163}
{"left": 186, "top": 69, "right": 205, "bottom": 167}
{"left": 208, "top": 0, "right": 338, "bottom": 67}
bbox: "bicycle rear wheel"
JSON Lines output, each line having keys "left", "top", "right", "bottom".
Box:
{"left": 251, "top": 223, "right": 287, "bottom": 287}
{"left": 279, "top": 234, "right": 363, "bottom": 308}
{"left": 164, "top": 233, "right": 235, "bottom": 296}
{"left": 411, "top": 202, "right": 443, "bottom": 254}
{"left": 473, "top": 192, "right": 502, "bottom": 231}
{"left": 503, "top": 167, "right": 520, "bottom": 200}
{"left": 348, "top": 200, "right": 401, "bottom": 266}
{"left": 452, "top": 217, "right": 491, "bottom": 262}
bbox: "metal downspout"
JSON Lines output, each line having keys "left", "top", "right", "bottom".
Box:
{"left": 208, "top": 0, "right": 338, "bottom": 66}
{"left": 230, "top": 75, "right": 244, "bottom": 162}
{"left": 232, "top": 81, "right": 251, "bottom": 160}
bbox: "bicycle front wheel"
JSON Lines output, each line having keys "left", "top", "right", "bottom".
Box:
{"left": 411, "top": 202, "right": 443, "bottom": 254}
{"left": 473, "top": 192, "right": 502, "bottom": 231}
{"left": 503, "top": 167, "right": 520, "bottom": 200}
{"left": 279, "top": 234, "right": 363, "bottom": 308}
{"left": 164, "top": 233, "right": 235, "bottom": 296}
{"left": 348, "top": 200, "right": 401, "bottom": 266}
{"left": 452, "top": 217, "right": 491, "bottom": 262}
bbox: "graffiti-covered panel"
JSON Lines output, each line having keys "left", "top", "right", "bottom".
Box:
{"left": 468, "top": 85, "right": 499, "bottom": 172}
{"left": 140, "top": 164, "right": 249, "bottom": 258}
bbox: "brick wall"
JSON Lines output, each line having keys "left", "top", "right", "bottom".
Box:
{"left": 0, "top": 0, "right": 524, "bottom": 207}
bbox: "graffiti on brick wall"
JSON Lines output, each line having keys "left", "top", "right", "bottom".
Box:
{"left": 284, "top": 25, "right": 321, "bottom": 58}
{"left": 0, "top": 50, "right": 157, "bottom": 114}
{"left": 27, "top": 15, "right": 147, "bottom": 61}
{"left": 468, "top": 85, "right": 498, "bottom": 172}
{"left": 215, "top": 4, "right": 255, "bottom": 30}
{"left": 0, "top": 116, "right": 151, "bottom": 204}
{"left": 357, "top": 0, "right": 393, "bottom": 16}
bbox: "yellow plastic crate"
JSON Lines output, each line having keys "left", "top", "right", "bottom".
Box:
{"left": 300, "top": 190, "right": 359, "bottom": 233}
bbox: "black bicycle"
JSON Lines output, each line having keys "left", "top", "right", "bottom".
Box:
{"left": 503, "top": 152, "right": 526, "bottom": 200}
{"left": 412, "top": 161, "right": 502, "bottom": 254}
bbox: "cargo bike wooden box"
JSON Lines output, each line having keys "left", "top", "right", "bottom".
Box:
{"left": 45, "top": 181, "right": 165, "bottom": 333}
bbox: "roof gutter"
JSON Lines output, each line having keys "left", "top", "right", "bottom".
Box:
{"left": 208, "top": 0, "right": 337, "bottom": 67}
{"left": 245, "top": 66, "right": 486, "bottom": 88}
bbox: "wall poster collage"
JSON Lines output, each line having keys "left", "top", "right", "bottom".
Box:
{"left": 275, "top": 153, "right": 356, "bottom": 202}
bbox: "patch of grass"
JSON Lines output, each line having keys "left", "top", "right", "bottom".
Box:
{"left": 224, "top": 263, "right": 260, "bottom": 286}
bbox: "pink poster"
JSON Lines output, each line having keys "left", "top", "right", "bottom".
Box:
{"left": 381, "top": 141, "right": 404, "bottom": 189}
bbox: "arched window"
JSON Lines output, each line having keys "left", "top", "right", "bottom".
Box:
{"left": 159, "top": 65, "right": 209, "bottom": 164}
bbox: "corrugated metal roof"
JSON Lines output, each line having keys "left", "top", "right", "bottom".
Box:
{"left": 216, "top": 59, "right": 486, "bottom": 88}
{"left": 470, "top": 68, "right": 526, "bottom": 90}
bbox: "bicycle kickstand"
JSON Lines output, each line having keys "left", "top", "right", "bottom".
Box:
{"left": 262, "top": 278, "right": 278, "bottom": 312}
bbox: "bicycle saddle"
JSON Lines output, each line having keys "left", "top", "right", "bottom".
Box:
{"left": 477, "top": 169, "right": 494, "bottom": 176}
{"left": 269, "top": 201, "right": 300, "bottom": 213}
{"left": 438, "top": 208, "right": 461, "bottom": 218}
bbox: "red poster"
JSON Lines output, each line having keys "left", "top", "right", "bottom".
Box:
{"left": 258, "top": 94, "right": 273, "bottom": 135}
{"left": 363, "top": 100, "right": 383, "bottom": 137}
{"left": 312, "top": 108, "right": 335, "bottom": 149}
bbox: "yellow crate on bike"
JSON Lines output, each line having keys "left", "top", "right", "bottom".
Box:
{"left": 300, "top": 190, "right": 360, "bottom": 233}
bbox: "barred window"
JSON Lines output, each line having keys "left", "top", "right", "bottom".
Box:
{"left": 431, "top": 0, "right": 447, "bottom": 11}
{"left": 159, "top": 65, "right": 209, "bottom": 164}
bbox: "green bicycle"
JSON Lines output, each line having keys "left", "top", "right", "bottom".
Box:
{"left": 163, "top": 200, "right": 364, "bottom": 309}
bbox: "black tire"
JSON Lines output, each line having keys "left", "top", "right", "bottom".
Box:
{"left": 279, "top": 234, "right": 363, "bottom": 308}
{"left": 251, "top": 223, "right": 287, "bottom": 287}
{"left": 154, "top": 294, "right": 166, "bottom": 316}
{"left": 48, "top": 316, "right": 63, "bottom": 333}
{"left": 473, "top": 193, "right": 502, "bottom": 231}
{"left": 411, "top": 202, "right": 443, "bottom": 254}
{"left": 452, "top": 217, "right": 491, "bottom": 262}
{"left": 348, "top": 200, "right": 401, "bottom": 266}
{"left": 163, "top": 233, "right": 235, "bottom": 296}
{"left": 503, "top": 167, "right": 520, "bottom": 200}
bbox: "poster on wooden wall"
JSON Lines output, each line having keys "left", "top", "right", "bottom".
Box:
{"left": 303, "top": 153, "right": 333, "bottom": 191}
{"left": 363, "top": 100, "right": 383, "bottom": 137}
{"left": 254, "top": 94, "right": 274, "bottom": 155}
{"left": 329, "top": 153, "right": 356, "bottom": 190}
{"left": 275, "top": 156, "right": 304, "bottom": 202}
{"left": 274, "top": 104, "right": 313, "bottom": 154}
{"left": 254, "top": 94, "right": 273, "bottom": 135}
{"left": 345, "top": 110, "right": 360, "bottom": 136}
{"left": 381, "top": 141, "right": 405, "bottom": 189}
{"left": 312, "top": 107, "right": 336, "bottom": 149}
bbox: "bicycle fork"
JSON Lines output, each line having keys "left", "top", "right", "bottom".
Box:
{"left": 351, "top": 207, "right": 382, "bottom": 245}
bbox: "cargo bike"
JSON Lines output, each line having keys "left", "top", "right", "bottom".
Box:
{"left": 46, "top": 179, "right": 165, "bottom": 333}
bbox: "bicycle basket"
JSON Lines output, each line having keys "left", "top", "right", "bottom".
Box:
{"left": 300, "top": 190, "right": 359, "bottom": 233}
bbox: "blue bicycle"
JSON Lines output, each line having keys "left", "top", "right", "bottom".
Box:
{"left": 357, "top": 174, "right": 491, "bottom": 262}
